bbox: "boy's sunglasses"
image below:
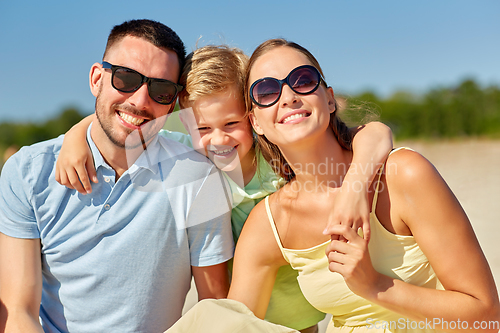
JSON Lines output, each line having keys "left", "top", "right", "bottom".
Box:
{"left": 102, "top": 61, "right": 183, "bottom": 105}
{"left": 250, "top": 65, "right": 326, "bottom": 108}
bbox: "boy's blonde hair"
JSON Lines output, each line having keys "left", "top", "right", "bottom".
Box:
{"left": 178, "top": 45, "right": 249, "bottom": 109}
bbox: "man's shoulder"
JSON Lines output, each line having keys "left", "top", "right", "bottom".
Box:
{"left": 3, "top": 135, "right": 64, "bottom": 175}
{"left": 152, "top": 135, "right": 219, "bottom": 184}
{"left": 158, "top": 129, "right": 193, "bottom": 148}
{"left": 157, "top": 135, "right": 211, "bottom": 165}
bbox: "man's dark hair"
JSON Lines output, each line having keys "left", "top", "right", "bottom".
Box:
{"left": 103, "top": 19, "right": 186, "bottom": 79}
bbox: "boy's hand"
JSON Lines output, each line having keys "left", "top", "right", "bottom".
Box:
{"left": 55, "top": 115, "right": 97, "bottom": 194}
{"left": 55, "top": 142, "right": 97, "bottom": 194}
{"left": 324, "top": 183, "right": 371, "bottom": 242}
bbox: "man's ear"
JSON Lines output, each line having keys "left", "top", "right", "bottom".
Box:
{"left": 249, "top": 112, "right": 264, "bottom": 135}
{"left": 326, "top": 86, "right": 336, "bottom": 113}
{"left": 167, "top": 103, "right": 176, "bottom": 115}
{"left": 89, "top": 63, "right": 103, "bottom": 97}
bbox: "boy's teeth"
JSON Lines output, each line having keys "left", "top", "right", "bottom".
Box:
{"left": 119, "top": 112, "right": 145, "bottom": 126}
{"left": 283, "top": 113, "right": 307, "bottom": 123}
{"left": 212, "top": 147, "right": 235, "bottom": 155}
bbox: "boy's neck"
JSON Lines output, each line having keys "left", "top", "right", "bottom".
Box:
{"left": 225, "top": 148, "right": 257, "bottom": 188}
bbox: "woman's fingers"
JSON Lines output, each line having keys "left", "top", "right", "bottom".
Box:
{"left": 324, "top": 224, "right": 365, "bottom": 245}
{"left": 324, "top": 214, "right": 371, "bottom": 242}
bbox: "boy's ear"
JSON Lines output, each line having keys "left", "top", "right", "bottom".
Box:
{"left": 89, "top": 63, "right": 103, "bottom": 97}
{"left": 249, "top": 113, "right": 264, "bottom": 136}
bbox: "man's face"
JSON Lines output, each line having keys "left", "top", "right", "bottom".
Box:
{"left": 91, "top": 35, "right": 180, "bottom": 150}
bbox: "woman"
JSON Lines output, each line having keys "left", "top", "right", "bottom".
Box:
{"left": 225, "top": 39, "right": 500, "bottom": 332}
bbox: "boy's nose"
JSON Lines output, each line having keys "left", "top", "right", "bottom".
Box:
{"left": 211, "top": 129, "right": 230, "bottom": 145}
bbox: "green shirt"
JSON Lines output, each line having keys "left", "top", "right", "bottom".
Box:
{"left": 158, "top": 129, "right": 325, "bottom": 330}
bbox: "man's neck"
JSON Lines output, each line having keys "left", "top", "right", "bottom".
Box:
{"left": 90, "top": 125, "right": 144, "bottom": 180}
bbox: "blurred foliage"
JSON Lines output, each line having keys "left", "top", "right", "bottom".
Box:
{"left": 340, "top": 79, "right": 500, "bottom": 140}
{"left": 0, "top": 108, "right": 85, "bottom": 149}
{"left": 1, "top": 79, "right": 499, "bottom": 166}
{"left": 0, "top": 108, "right": 86, "bottom": 168}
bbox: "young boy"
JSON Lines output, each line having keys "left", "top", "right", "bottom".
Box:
{"left": 56, "top": 45, "right": 393, "bottom": 332}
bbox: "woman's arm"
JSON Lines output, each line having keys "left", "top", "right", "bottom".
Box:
{"left": 325, "top": 121, "right": 393, "bottom": 241}
{"left": 55, "top": 114, "right": 95, "bottom": 194}
{"left": 325, "top": 150, "right": 500, "bottom": 332}
{"left": 227, "top": 199, "right": 287, "bottom": 319}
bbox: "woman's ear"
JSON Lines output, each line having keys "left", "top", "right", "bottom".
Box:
{"left": 89, "top": 63, "right": 104, "bottom": 97}
{"left": 326, "top": 87, "right": 336, "bottom": 113}
{"left": 249, "top": 112, "right": 264, "bottom": 136}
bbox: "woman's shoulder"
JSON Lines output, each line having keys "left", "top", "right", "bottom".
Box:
{"left": 385, "top": 147, "right": 439, "bottom": 183}
{"left": 383, "top": 147, "right": 447, "bottom": 204}
{"left": 237, "top": 193, "right": 287, "bottom": 265}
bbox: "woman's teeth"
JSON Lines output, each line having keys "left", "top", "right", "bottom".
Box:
{"left": 282, "top": 113, "right": 308, "bottom": 123}
{"left": 119, "top": 112, "right": 145, "bottom": 126}
{"left": 211, "top": 147, "right": 235, "bottom": 156}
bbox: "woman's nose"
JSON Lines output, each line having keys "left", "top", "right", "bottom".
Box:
{"left": 279, "top": 84, "right": 299, "bottom": 107}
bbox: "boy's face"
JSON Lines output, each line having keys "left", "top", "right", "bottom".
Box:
{"left": 182, "top": 91, "right": 254, "bottom": 172}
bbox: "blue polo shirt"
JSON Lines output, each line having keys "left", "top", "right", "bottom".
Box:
{"left": 0, "top": 125, "right": 234, "bottom": 332}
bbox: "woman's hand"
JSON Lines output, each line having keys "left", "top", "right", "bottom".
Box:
{"left": 325, "top": 224, "right": 381, "bottom": 300}
{"left": 55, "top": 115, "right": 97, "bottom": 194}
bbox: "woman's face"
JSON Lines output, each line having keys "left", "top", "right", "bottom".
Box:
{"left": 248, "top": 46, "right": 335, "bottom": 148}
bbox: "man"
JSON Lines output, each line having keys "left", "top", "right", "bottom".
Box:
{"left": 0, "top": 19, "right": 233, "bottom": 332}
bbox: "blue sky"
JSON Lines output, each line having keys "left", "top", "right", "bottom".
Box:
{"left": 0, "top": 0, "right": 499, "bottom": 122}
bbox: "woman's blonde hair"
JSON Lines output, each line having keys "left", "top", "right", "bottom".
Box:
{"left": 178, "top": 45, "right": 249, "bottom": 108}
{"left": 245, "top": 39, "right": 354, "bottom": 182}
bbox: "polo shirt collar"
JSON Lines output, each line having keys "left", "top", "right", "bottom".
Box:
{"left": 86, "top": 123, "right": 113, "bottom": 172}
{"left": 86, "top": 123, "right": 166, "bottom": 179}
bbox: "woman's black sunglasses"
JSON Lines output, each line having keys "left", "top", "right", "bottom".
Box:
{"left": 250, "top": 65, "right": 326, "bottom": 108}
{"left": 102, "top": 61, "right": 183, "bottom": 105}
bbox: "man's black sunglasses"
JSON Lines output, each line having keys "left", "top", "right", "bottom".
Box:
{"left": 102, "top": 61, "right": 183, "bottom": 105}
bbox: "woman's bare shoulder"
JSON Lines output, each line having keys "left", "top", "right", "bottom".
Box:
{"left": 237, "top": 192, "right": 287, "bottom": 266}
{"left": 384, "top": 148, "right": 441, "bottom": 186}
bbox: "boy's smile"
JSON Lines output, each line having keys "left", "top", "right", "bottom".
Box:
{"left": 180, "top": 89, "right": 256, "bottom": 183}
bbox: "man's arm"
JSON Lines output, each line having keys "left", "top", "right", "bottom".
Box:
{"left": 192, "top": 262, "right": 230, "bottom": 300}
{"left": 0, "top": 233, "right": 43, "bottom": 333}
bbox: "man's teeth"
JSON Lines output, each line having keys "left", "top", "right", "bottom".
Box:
{"left": 211, "top": 147, "right": 235, "bottom": 155}
{"left": 119, "top": 112, "right": 145, "bottom": 126}
{"left": 282, "top": 113, "right": 308, "bottom": 123}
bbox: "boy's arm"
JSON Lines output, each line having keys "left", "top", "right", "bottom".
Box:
{"left": 55, "top": 114, "right": 96, "bottom": 194}
{"left": 325, "top": 121, "right": 393, "bottom": 241}
{"left": 0, "top": 233, "right": 43, "bottom": 333}
{"left": 192, "top": 262, "right": 230, "bottom": 300}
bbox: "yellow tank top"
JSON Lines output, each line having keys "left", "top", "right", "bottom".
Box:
{"left": 264, "top": 148, "right": 444, "bottom": 332}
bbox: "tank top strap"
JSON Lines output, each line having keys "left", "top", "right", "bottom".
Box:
{"left": 371, "top": 147, "right": 413, "bottom": 212}
{"left": 264, "top": 196, "right": 290, "bottom": 263}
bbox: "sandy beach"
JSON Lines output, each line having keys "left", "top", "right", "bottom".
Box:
{"left": 182, "top": 139, "right": 500, "bottom": 332}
